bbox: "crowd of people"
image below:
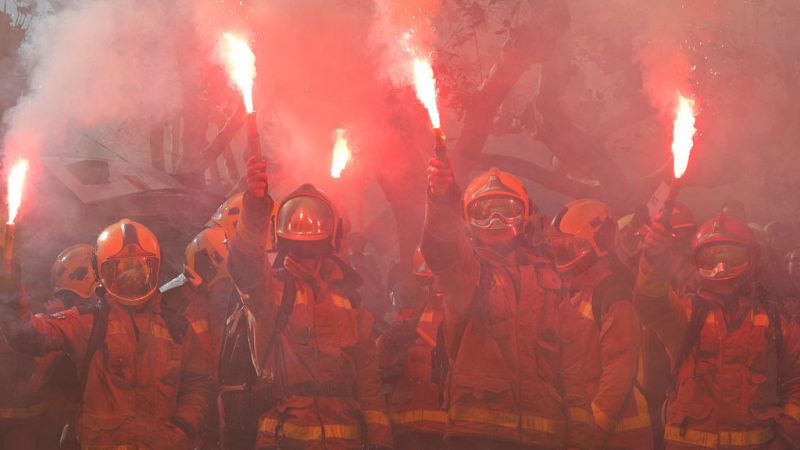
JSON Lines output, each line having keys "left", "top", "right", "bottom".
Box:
{"left": 1, "top": 155, "right": 800, "bottom": 450}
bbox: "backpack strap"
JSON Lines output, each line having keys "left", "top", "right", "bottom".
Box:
{"left": 261, "top": 268, "right": 296, "bottom": 371}
{"left": 673, "top": 295, "right": 709, "bottom": 378}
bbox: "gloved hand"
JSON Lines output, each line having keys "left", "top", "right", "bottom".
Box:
{"left": 242, "top": 156, "right": 271, "bottom": 227}
{"left": 640, "top": 218, "right": 678, "bottom": 276}
{"left": 246, "top": 156, "right": 268, "bottom": 198}
{"left": 427, "top": 158, "right": 454, "bottom": 199}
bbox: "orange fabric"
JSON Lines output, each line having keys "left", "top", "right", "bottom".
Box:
{"left": 566, "top": 265, "right": 653, "bottom": 449}
{"left": 229, "top": 249, "right": 392, "bottom": 450}
{"left": 635, "top": 260, "right": 800, "bottom": 448}
{"left": 0, "top": 295, "right": 213, "bottom": 450}
{"left": 420, "top": 194, "right": 593, "bottom": 449}
{"left": 379, "top": 300, "right": 446, "bottom": 437}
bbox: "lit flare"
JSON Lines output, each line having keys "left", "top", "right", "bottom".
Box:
{"left": 330, "top": 129, "right": 351, "bottom": 179}
{"left": 7, "top": 158, "right": 28, "bottom": 224}
{"left": 671, "top": 94, "right": 697, "bottom": 179}
{"left": 413, "top": 57, "right": 441, "bottom": 129}
{"left": 219, "top": 33, "right": 256, "bottom": 113}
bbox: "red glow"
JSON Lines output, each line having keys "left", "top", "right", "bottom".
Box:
{"left": 671, "top": 94, "right": 697, "bottom": 179}
{"left": 7, "top": 159, "right": 29, "bottom": 224}
{"left": 219, "top": 33, "right": 256, "bottom": 113}
{"left": 330, "top": 129, "right": 352, "bottom": 179}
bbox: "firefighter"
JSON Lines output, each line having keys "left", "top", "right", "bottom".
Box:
{"left": 161, "top": 226, "right": 233, "bottom": 376}
{"left": 422, "top": 160, "right": 593, "bottom": 450}
{"left": 36, "top": 244, "right": 102, "bottom": 449}
{"left": 226, "top": 156, "right": 392, "bottom": 449}
{"left": 635, "top": 212, "right": 800, "bottom": 448}
{"left": 378, "top": 248, "right": 446, "bottom": 450}
{"left": 549, "top": 199, "right": 653, "bottom": 449}
{"left": 48, "top": 244, "right": 100, "bottom": 310}
{"left": 0, "top": 219, "right": 213, "bottom": 450}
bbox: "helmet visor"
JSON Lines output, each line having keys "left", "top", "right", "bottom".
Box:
{"left": 549, "top": 232, "right": 593, "bottom": 269}
{"left": 695, "top": 243, "right": 750, "bottom": 280}
{"left": 277, "top": 196, "right": 335, "bottom": 241}
{"left": 468, "top": 197, "right": 524, "bottom": 221}
{"left": 101, "top": 256, "right": 159, "bottom": 301}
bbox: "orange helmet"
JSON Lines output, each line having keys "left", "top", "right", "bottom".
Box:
{"left": 692, "top": 213, "right": 757, "bottom": 281}
{"left": 51, "top": 244, "right": 99, "bottom": 300}
{"left": 276, "top": 184, "right": 342, "bottom": 250}
{"left": 185, "top": 227, "right": 229, "bottom": 290}
{"left": 210, "top": 192, "right": 243, "bottom": 241}
{"left": 96, "top": 219, "right": 160, "bottom": 306}
{"left": 209, "top": 192, "right": 279, "bottom": 251}
{"left": 550, "top": 199, "right": 618, "bottom": 275}
{"left": 463, "top": 168, "right": 531, "bottom": 239}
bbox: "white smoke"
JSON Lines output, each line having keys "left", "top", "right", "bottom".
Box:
{"left": 2, "top": 0, "right": 195, "bottom": 163}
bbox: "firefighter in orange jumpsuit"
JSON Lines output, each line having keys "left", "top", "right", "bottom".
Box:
{"left": 0, "top": 219, "right": 213, "bottom": 450}
{"left": 227, "top": 157, "right": 392, "bottom": 449}
{"left": 378, "top": 248, "right": 446, "bottom": 450}
{"left": 636, "top": 212, "right": 800, "bottom": 448}
{"left": 161, "top": 226, "right": 233, "bottom": 379}
{"left": 549, "top": 199, "right": 653, "bottom": 449}
{"left": 423, "top": 160, "right": 593, "bottom": 450}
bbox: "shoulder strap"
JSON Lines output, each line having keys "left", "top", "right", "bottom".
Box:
{"left": 77, "top": 300, "right": 110, "bottom": 402}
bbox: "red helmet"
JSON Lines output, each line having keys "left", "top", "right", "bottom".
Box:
{"left": 692, "top": 213, "right": 758, "bottom": 281}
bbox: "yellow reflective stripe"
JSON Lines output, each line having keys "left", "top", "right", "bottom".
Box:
{"left": 592, "top": 402, "right": 614, "bottom": 432}
{"left": 753, "top": 312, "right": 769, "bottom": 327}
{"left": 449, "top": 405, "right": 563, "bottom": 434}
{"left": 363, "top": 410, "right": 390, "bottom": 426}
{"left": 784, "top": 403, "right": 800, "bottom": 421}
{"left": 330, "top": 294, "right": 352, "bottom": 310}
{"left": 191, "top": 319, "right": 209, "bottom": 334}
{"left": 259, "top": 418, "right": 361, "bottom": 441}
{"left": 664, "top": 425, "right": 774, "bottom": 447}
{"left": 592, "top": 388, "right": 650, "bottom": 432}
{"left": 614, "top": 389, "right": 651, "bottom": 432}
{"left": 706, "top": 312, "right": 716, "bottom": 324}
{"left": 0, "top": 402, "right": 48, "bottom": 419}
{"left": 391, "top": 409, "right": 448, "bottom": 425}
{"left": 579, "top": 301, "right": 594, "bottom": 321}
{"left": 107, "top": 321, "right": 125, "bottom": 335}
{"left": 150, "top": 323, "right": 172, "bottom": 340}
{"left": 81, "top": 446, "right": 136, "bottom": 450}
{"left": 567, "top": 407, "right": 594, "bottom": 427}
{"left": 420, "top": 310, "right": 434, "bottom": 323}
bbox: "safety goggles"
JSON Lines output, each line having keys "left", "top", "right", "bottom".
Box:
{"left": 100, "top": 256, "right": 159, "bottom": 300}
{"left": 467, "top": 197, "right": 525, "bottom": 229}
{"left": 695, "top": 243, "right": 750, "bottom": 280}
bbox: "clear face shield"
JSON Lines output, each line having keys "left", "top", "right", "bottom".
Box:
{"left": 277, "top": 196, "right": 336, "bottom": 241}
{"left": 695, "top": 243, "right": 751, "bottom": 281}
{"left": 100, "top": 255, "right": 159, "bottom": 303}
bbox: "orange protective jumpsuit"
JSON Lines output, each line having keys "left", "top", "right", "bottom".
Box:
{"left": 420, "top": 192, "right": 593, "bottom": 449}
{"left": 636, "top": 263, "right": 800, "bottom": 449}
{"left": 0, "top": 294, "right": 213, "bottom": 450}
{"left": 565, "top": 261, "right": 653, "bottom": 449}
{"left": 228, "top": 196, "right": 392, "bottom": 450}
{"left": 378, "top": 296, "right": 446, "bottom": 450}
{"left": 0, "top": 334, "right": 50, "bottom": 449}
